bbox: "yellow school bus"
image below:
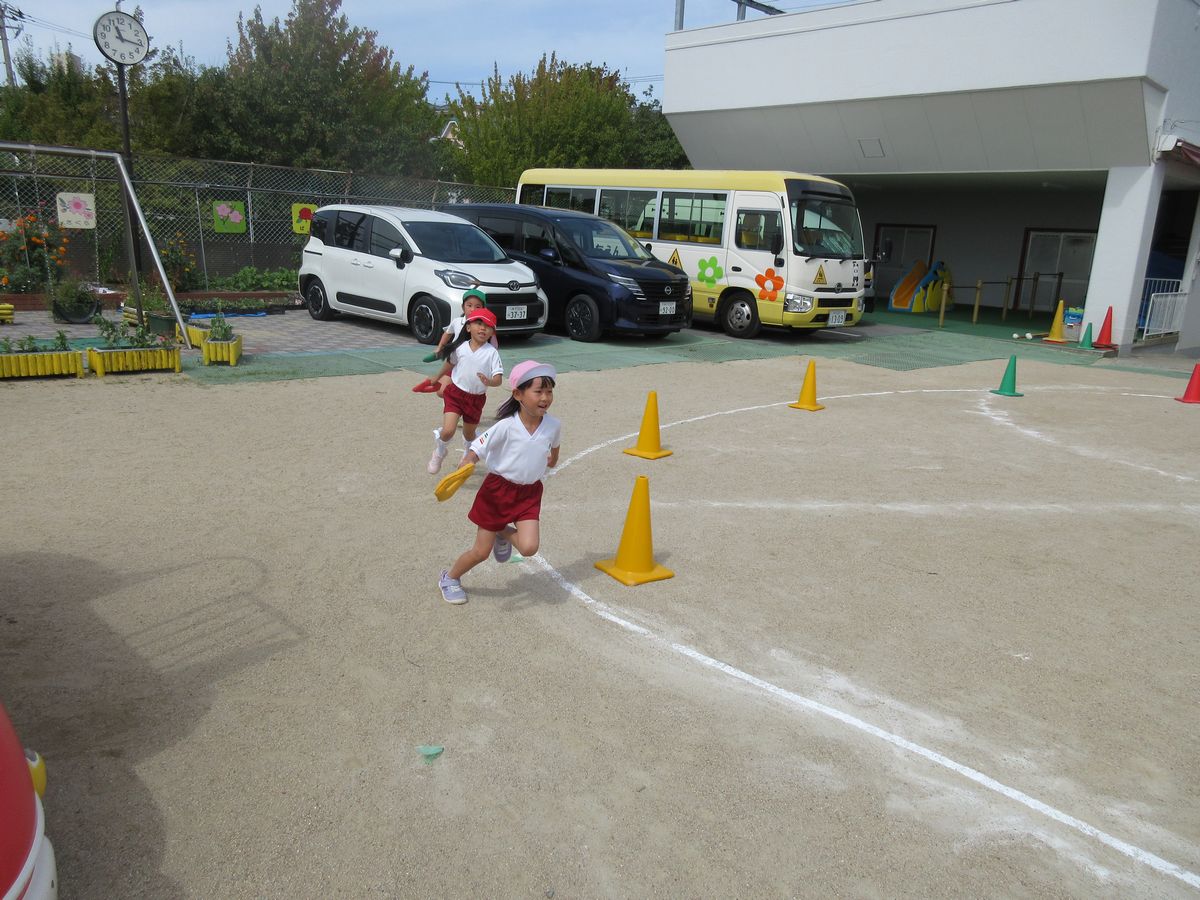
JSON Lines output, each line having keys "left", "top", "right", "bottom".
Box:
{"left": 517, "top": 169, "right": 866, "bottom": 338}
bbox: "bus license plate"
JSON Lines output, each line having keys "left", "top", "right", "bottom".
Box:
{"left": 659, "top": 302, "right": 676, "bottom": 315}
{"left": 828, "top": 310, "right": 846, "bottom": 327}
{"left": 505, "top": 306, "right": 527, "bottom": 321}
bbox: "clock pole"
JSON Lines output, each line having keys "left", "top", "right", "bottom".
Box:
{"left": 115, "top": 58, "right": 142, "bottom": 276}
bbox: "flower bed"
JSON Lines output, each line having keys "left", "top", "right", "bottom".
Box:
{"left": 0, "top": 349, "right": 84, "bottom": 379}
{"left": 87, "top": 346, "right": 181, "bottom": 376}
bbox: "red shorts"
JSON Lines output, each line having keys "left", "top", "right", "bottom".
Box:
{"left": 468, "top": 473, "right": 544, "bottom": 532}
{"left": 443, "top": 382, "right": 486, "bottom": 425}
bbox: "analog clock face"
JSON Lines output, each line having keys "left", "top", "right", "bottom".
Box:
{"left": 93, "top": 11, "right": 149, "bottom": 65}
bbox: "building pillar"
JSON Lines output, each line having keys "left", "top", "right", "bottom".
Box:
{"left": 1175, "top": 194, "right": 1200, "bottom": 353}
{"left": 1084, "top": 164, "right": 1165, "bottom": 353}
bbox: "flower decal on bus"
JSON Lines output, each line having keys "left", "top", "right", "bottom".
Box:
{"left": 755, "top": 268, "right": 784, "bottom": 301}
{"left": 697, "top": 256, "right": 724, "bottom": 286}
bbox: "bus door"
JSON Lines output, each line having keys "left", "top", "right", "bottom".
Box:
{"left": 729, "top": 194, "right": 786, "bottom": 326}
{"left": 657, "top": 190, "right": 728, "bottom": 319}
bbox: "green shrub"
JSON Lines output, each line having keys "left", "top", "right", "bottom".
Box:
{"left": 211, "top": 266, "right": 296, "bottom": 292}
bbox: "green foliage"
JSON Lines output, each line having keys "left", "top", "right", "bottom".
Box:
{"left": 208, "top": 310, "right": 234, "bottom": 342}
{"left": 52, "top": 330, "right": 71, "bottom": 352}
{"left": 0, "top": 209, "right": 70, "bottom": 293}
{"left": 16, "top": 334, "right": 40, "bottom": 353}
{"left": 92, "top": 314, "right": 175, "bottom": 349}
{"left": 158, "top": 233, "right": 202, "bottom": 292}
{"left": 210, "top": 266, "right": 296, "bottom": 291}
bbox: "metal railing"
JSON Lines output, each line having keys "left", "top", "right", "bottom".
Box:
{"left": 1140, "top": 291, "right": 1187, "bottom": 341}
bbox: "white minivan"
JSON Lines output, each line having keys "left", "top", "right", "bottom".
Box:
{"left": 298, "top": 205, "right": 548, "bottom": 343}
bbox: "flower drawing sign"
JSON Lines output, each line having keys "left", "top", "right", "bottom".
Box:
{"left": 292, "top": 203, "right": 318, "bottom": 235}
{"left": 213, "top": 201, "right": 247, "bottom": 234}
{"left": 57, "top": 193, "right": 97, "bottom": 229}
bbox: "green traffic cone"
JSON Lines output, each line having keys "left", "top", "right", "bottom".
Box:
{"left": 990, "top": 355, "right": 1023, "bottom": 397}
{"left": 1078, "top": 322, "right": 1094, "bottom": 350}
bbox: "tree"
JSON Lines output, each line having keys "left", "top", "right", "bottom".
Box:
{"left": 448, "top": 54, "right": 642, "bottom": 186}
{"left": 627, "top": 88, "right": 690, "bottom": 170}
{"left": 216, "top": 0, "right": 439, "bottom": 174}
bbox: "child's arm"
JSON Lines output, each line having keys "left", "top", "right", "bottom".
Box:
{"left": 432, "top": 360, "right": 452, "bottom": 383}
{"left": 477, "top": 371, "right": 503, "bottom": 387}
{"left": 547, "top": 446, "right": 560, "bottom": 468}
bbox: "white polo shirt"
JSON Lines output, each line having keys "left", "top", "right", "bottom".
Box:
{"left": 449, "top": 341, "right": 503, "bottom": 395}
{"left": 470, "top": 414, "right": 562, "bottom": 485}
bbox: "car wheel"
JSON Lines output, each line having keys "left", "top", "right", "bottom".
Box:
{"left": 306, "top": 279, "right": 334, "bottom": 320}
{"left": 409, "top": 297, "right": 442, "bottom": 345}
{"left": 720, "top": 292, "right": 761, "bottom": 339}
{"left": 565, "top": 294, "right": 601, "bottom": 342}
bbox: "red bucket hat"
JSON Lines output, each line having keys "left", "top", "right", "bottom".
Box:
{"left": 465, "top": 307, "right": 497, "bottom": 328}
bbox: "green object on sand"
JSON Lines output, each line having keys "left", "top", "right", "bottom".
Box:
{"left": 989, "top": 355, "right": 1023, "bottom": 397}
{"left": 422, "top": 352, "right": 438, "bottom": 363}
{"left": 417, "top": 745, "right": 444, "bottom": 762}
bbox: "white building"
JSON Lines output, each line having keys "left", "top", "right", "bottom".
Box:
{"left": 663, "top": 0, "right": 1200, "bottom": 353}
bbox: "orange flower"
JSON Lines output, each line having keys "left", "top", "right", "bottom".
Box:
{"left": 62, "top": 237, "right": 69, "bottom": 244}
{"left": 755, "top": 267, "right": 785, "bottom": 301}
{"left": 1, "top": 276, "right": 8, "bottom": 286}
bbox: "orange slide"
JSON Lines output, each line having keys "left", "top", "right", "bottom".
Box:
{"left": 888, "top": 260, "right": 927, "bottom": 311}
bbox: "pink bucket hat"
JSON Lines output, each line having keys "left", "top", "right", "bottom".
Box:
{"left": 509, "top": 360, "right": 557, "bottom": 390}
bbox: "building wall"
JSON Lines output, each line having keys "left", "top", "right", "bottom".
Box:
{"left": 1150, "top": 0, "right": 1200, "bottom": 147}
{"left": 861, "top": 186, "right": 1103, "bottom": 303}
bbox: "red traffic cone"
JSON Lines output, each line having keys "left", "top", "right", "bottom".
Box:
{"left": 1093, "top": 306, "right": 1117, "bottom": 350}
{"left": 1176, "top": 363, "right": 1200, "bottom": 404}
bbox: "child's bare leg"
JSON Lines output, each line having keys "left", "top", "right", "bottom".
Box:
{"left": 462, "top": 421, "right": 479, "bottom": 442}
{"left": 438, "top": 411, "right": 461, "bottom": 443}
{"left": 511, "top": 519, "right": 540, "bottom": 557}
{"left": 449, "top": 527, "right": 497, "bottom": 580}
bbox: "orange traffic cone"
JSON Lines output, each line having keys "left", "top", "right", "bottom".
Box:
{"left": 1093, "top": 306, "right": 1117, "bottom": 350}
{"left": 625, "top": 391, "right": 672, "bottom": 459}
{"left": 1176, "top": 363, "right": 1200, "bottom": 404}
{"left": 595, "top": 476, "right": 674, "bottom": 586}
{"left": 788, "top": 360, "right": 825, "bottom": 411}
{"left": 1042, "top": 300, "right": 1068, "bottom": 343}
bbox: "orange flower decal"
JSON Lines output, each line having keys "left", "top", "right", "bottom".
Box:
{"left": 755, "top": 267, "right": 784, "bottom": 301}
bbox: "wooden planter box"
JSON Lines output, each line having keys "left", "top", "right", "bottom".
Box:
{"left": 202, "top": 335, "right": 243, "bottom": 366}
{"left": 0, "top": 350, "right": 85, "bottom": 379}
{"left": 185, "top": 323, "right": 210, "bottom": 347}
{"left": 87, "top": 347, "right": 181, "bottom": 376}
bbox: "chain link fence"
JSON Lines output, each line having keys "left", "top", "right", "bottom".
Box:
{"left": 0, "top": 147, "right": 515, "bottom": 292}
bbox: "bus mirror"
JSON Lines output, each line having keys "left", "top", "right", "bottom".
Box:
{"left": 644, "top": 242, "right": 652, "bottom": 253}
{"left": 769, "top": 231, "right": 784, "bottom": 255}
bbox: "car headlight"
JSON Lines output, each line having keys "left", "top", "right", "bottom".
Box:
{"left": 784, "top": 293, "right": 814, "bottom": 313}
{"left": 607, "top": 273, "right": 645, "bottom": 301}
{"left": 857, "top": 295, "right": 866, "bottom": 312}
{"left": 435, "top": 269, "right": 479, "bottom": 290}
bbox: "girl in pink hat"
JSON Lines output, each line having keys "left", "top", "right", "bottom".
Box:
{"left": 427, "top": 306, "right": 503, "bottom": 475}
{"left": 438, "top": 360, "right": 561, "bottom": 605}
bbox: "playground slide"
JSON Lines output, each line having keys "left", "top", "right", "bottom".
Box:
{"left": 912, "top": 261, "right": 951, "bottom": 313}
{"left": 888, "top": 260, "right": 927, "bottom": 311}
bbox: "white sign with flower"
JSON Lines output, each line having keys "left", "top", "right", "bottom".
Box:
{"left": 57, "top": 193, "right": 97, "bottom": 230}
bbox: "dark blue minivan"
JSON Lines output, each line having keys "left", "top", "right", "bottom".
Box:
{"left": 448, "top": 204, "right": 692, "bottom": 341}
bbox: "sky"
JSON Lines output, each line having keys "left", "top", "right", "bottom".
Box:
{"left": 5, "top": 0, "right": 827, "bottom": 97}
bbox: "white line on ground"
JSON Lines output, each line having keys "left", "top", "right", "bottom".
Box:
{"left": 525, "top": 554, "right": 1200, "bottom": 890}
{"left": 538, "top": 383, "right": 1200, "bottom": 889}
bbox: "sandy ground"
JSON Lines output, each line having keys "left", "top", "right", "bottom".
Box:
{"left": 2, "top": 354, "right": 1199, "bottom": 898}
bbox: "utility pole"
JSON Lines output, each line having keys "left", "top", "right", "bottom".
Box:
{"left": 0, "top": 3, "right": 24, "bottom": 88}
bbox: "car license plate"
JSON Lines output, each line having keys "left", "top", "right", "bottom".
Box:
{"left": 659, "top": 301, "right": 676, "bottom": 315}
{"left": 828, "top": 310, "right": 846, "bottom": 327}
{"left": 505, "top": 305, "right": 527, "bottom": 321}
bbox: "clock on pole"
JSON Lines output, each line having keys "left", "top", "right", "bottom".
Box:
{"left": 92, "top": 9, "right": 149, "bottom": 65}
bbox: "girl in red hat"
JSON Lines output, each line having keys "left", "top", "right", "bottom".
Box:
{"left": 438, "top": 361, "right": 560, "bottom": 605}
{"left": 427, "top": 307, "right": 503, "bottom": 474}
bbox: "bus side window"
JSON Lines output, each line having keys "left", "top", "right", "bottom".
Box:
{"left": 519, "top": 183, "right": 545, "bottom": 206}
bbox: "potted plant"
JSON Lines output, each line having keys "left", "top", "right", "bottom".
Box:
{"left": 120, "top": 283, "right": 179, "bottom": 337}
{"left": 49, "top": 280, "right": 101, "bottom": 324}
{"left": 0, "top": 330, "right": 84, "bottom": 378}
{"left": 87, "top": 316, "right": 181, "bottom": 376}
{"left": 201, "top": 309, "right": 243, "bottom": 366}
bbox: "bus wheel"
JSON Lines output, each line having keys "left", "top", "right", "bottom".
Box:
{"left": 565, "top": 294, "right": 602, "bottom": 342}
{"left": 720, "top": 292, "right": 760, "bottom": 339}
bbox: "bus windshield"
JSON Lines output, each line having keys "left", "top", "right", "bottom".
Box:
{"left": 555, "top": 216, "right": 653, "bottom": 261}
{"left": 787, "top": 192, "right": 864, "bottom": 261}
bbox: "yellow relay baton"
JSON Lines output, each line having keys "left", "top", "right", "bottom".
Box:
{"left": 433, "top": 462, "right": 475, "bottom": 502}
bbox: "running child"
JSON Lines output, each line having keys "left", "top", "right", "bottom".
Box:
{"left": 427, "top": 307, "right": 503, "bottom": 474}
{"left": 438, "top": 360, "right": 561, "bottom": 605}
{"left": 413, "top": 289, "right": 497, "bottom": 394}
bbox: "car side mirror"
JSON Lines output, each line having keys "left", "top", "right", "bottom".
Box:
{"left": 389, "top": 246, "right": 413, "bottom": 268}
{"left": 769, "top": 232, "right": 784, "bottom": 255}
{"left": 538, "top": 247, "right": 560, "bottom": 264}
{"left": 644, "top": 242, "right": 652, "bottom": 253}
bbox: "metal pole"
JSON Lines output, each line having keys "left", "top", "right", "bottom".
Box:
{"left": 973, "top": 279, "right": 982, "bottom": 324}
{"left": 0, "top": 4, "right": 17, "bottom": 88}
{"left": 938, "top": 277, "right": 950, "bottom": 328}
{"left": 675, "top": 0, "right": 684, "bottom": 29}
{"left": 194, "top": 187, "right": 209, "bottom": 291}
{"left": 1028, "top": 272, "right": 1040, "bottom": 320}
{"left": 1001, "top": 276, "right": 1012, "bottom": 321}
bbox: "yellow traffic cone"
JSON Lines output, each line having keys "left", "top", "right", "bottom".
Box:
{"left": 788, "top": 360, "right": 825, "bottom": 411}
{"left": 595, "top": 475, "right": 674, "bottom": 586}
{"left": 1042, "top": 300, "right": 1068, "bottom": 344}
{"left": 624, "top": 391, "right": 672, "bottom": 459}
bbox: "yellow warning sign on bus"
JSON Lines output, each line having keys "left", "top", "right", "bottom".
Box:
{"left": 814, "top": 264, "right": 828, "bottom": 285}
{"left": 667, "top": 248, "right": 682, "bottom": 269}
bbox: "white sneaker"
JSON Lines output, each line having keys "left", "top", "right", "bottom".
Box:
{"left": 438, "top": 570, "right": 467, "bottom": 604}
{"left": 427, "top": 449, "right": 446, "bottom": 474}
